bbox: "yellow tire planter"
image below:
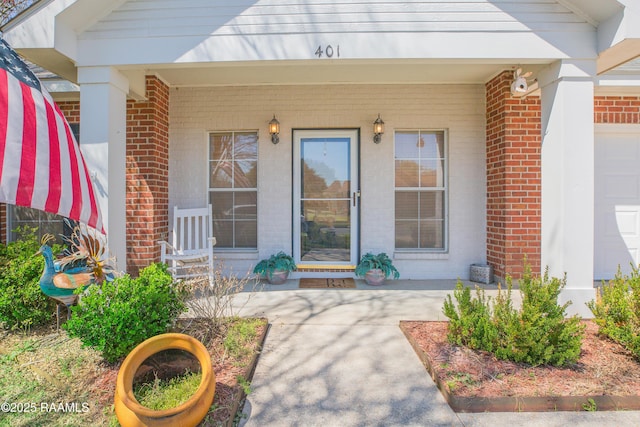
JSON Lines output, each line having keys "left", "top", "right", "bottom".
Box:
{"left": 114, "top": 333, "right": 216, "bottom": 427}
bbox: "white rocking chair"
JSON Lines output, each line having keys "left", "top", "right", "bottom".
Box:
{"left": 158, "top": 205, "right": 216, "bottom": 283}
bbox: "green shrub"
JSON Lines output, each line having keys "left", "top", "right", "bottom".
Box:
{"left": 443, "top": 264, "right": 584, "bottom": 366}
{"left": 442, "top": 282, "right": 498, "bottom": 352}
{"left": 64, "top": 263, "right": 187, "bottom": 363}
{"left": 0, "top": 227, "right": 56, "bottom": 330}
{"left": 587, "top": 265, "right": 640, "bottom": 360}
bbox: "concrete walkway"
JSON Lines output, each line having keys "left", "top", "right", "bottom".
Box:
{"left": 234, "top": 280, "right": 640, "bottom": 427}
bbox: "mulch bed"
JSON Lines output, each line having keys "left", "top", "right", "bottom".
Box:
{"left": 400, "top": 320, "right": 640, "bottom": 412}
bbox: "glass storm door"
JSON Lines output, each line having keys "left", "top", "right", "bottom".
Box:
{"left": 293, "top": 130, "right": 359, "bottom": 265}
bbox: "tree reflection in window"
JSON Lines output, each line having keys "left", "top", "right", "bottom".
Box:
{"left": 209, "top": 132, "right": 258, "bottom": 248}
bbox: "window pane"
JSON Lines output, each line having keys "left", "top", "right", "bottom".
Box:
{"left": 302, "top": 160, "right": 336, "bottom": 198}
{"left": 235, "top": 132, "right": 258, "bottom": 160}
{"left": 235, "top": 221, "right": 257, "bottom": 248}
{"left": 210, "top": 191, "right": 257, "bottom": 248}
{"left": 234, "top": 192, "right": 257, "bottom": 220}
{"left": 301, "top": 138, "right": 350, "bottom": 199}
{"left": 302, "top": 199, "right": 348, "bottom": 225}
{"left": 395, "top": 220, "right": 418, "bottom": 248}
{"left": 235, "top": 160, "right": 257, "bottom": 188}
{"left": 210, "top": 161, "right": 233, "bottom": 188}
{"left": 38, "top": 221, "right": 65, "bottom": 240}
{"left": 420, "top": 220, "right": 445, "bottom": 249}
{"left": 213, "top": 220, "right": 233, "bottom": 247}
{"left": 420, "top": 133, "right": 445, "bottom": 159}
{"left": 395, "top": 131, "right": 419, "bottom": 158}
{"left": 10, "top": 206, "right": 65, "bottom": 242}
{"left": 395, "top": 159, "right": 419, "bottom": 187}
{"left": 419, "top": 191, "right": 445, "bottom": 219}
{"left": 12, "top": 206, "right": 40, "bottom": 222}
{"left": 211, "top": 192, "right": 233, "bottom": 220}
{"left": 210, "top": 133, "right": 233, "bottom": 161}
{"left": 419, "top": 159, "right": 444, "bottom": 187}
{"left": 395, "top": 192, "right": 418, "bottom": 220}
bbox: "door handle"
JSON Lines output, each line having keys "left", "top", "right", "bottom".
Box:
{"left": 352, "top": 191, "right": 360, "bottom": 207}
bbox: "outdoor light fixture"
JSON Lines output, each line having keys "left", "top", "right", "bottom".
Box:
{"left": 510, "top": 67, "right": 538, "bottom": 98}
{"left": 511, "top": 76, "right": 528, "bottom": 94}
{"left": 373, "top": 114, "right": 384, "bottom": 144}
{"left": 269, "top": 115, "right": 280, "bottom": 144}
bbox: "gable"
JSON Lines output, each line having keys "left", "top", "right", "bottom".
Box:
{"left": 84, "top": 0, "right": 594, "bottom": 38}
{"left": 75, "top": 0, "right": 597, "bottom": 65}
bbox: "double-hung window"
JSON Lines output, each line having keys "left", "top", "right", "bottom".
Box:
{"left": 208, "top": 131, "right": 258, "bottom": 249}
{"left": 394, "top": 130, "right": 447, "bottom": 251}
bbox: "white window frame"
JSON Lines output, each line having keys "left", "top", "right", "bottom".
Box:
{"left": 208, "top": 130, "right": 258, "bottom": 250}
{"left": 394, "top": 129, "right": 449, "bottom": 252}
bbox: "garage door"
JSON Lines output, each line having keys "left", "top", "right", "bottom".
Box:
{"left": 595, "top": 126, "right": 640, "bottom": 279}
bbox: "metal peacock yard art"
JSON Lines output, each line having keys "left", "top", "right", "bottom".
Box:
{"left": 36, "top": 222, "right": 118, "bottom": 326}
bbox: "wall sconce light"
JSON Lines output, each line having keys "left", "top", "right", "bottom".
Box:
{"left": 268, "top": 115, "right": 280, "bottom": 144}
{"left": 373, "top": 114, "right": 384, "bottom": 144}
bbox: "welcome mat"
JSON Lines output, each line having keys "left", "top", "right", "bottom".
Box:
{"left": 299, "top": 278, "right": 356, "bottom": 289}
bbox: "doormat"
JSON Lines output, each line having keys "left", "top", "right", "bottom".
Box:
{"left": 299, "top": 278, "right": 356, "bottom": 289}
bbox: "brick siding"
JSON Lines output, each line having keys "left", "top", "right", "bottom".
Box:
{"left": 57, "top": 101, "right": 81, "bottom": 124}
{"left": 486, "top": 71, "right": 541, "bottom": 280}
{"left": 126, "top": 76, "right": 170, "bottom": 276}
{"left": 594, "top": 96, "right": 640, "bottom": 123}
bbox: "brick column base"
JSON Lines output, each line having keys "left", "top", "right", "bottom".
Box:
{"left": 126, "top": 76, "right": 169, "bottom": 276}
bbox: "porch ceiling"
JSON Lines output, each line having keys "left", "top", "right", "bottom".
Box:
{"left": 146, "top": 60, "right": 547, "bottom": 87}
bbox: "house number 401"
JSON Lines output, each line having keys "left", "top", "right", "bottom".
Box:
{"left": 315, "top": 45, "right": 340, "bottom": 58}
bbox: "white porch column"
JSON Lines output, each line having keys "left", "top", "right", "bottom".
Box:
{"left": 539, "top": 60, "right": 596, "bottom": 318}
{"left": 77, "top": 67, "right": 128, "bottom": 272}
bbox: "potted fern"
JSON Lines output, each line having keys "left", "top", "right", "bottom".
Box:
{"left": 355, "top": 252, "right": 400, "bottom": 286}
{"left": 253, "top": 251, "right": 297, "bottom": 285}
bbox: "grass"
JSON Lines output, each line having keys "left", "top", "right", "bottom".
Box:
{"left": 0, "top": 316, "right": 267, "bottom": 427}
{"left": 224, "top": 317, "right": 262, "bottom": 361}
{"left": 134, "top": 371, "right": 202, "bottom": 411}
{"left": 0, "top": 328, "right": 106, "bottom": 427}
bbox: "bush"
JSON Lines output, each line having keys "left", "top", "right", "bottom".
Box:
{"left": 443, "top": 264, "right": 584, "bottom": 366}
{"left": 64, "top": 263, "right": 187, "bottom": 362}
{"left": 0, "top": 227, "right": 56, "bottom": 330}
{"left": 179, "top": 261, "right": 259, "bottom": 344}
{"left": 587, "top": 265, "right": 640, "bottom": 360}
{"left": 442, "top": 282, "right": 499, "bottom": 352}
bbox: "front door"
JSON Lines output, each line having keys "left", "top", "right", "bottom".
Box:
{"left": 293, "top": 130, "right": 359, "bottom": 266}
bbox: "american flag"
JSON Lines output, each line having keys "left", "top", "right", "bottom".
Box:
{"left": 0, "top": 38, "right": 104, "bottom": 233}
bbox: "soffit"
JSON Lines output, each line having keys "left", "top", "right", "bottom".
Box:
{"left": 558, "top": 0, "right": 622, "bottom": 25}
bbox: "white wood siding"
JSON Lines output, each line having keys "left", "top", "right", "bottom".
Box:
{"left": 83, "top": 1, "right": 590, "bottom": 39}
{"left": 76, "top": 0, "right": 596, "bottom": 66}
